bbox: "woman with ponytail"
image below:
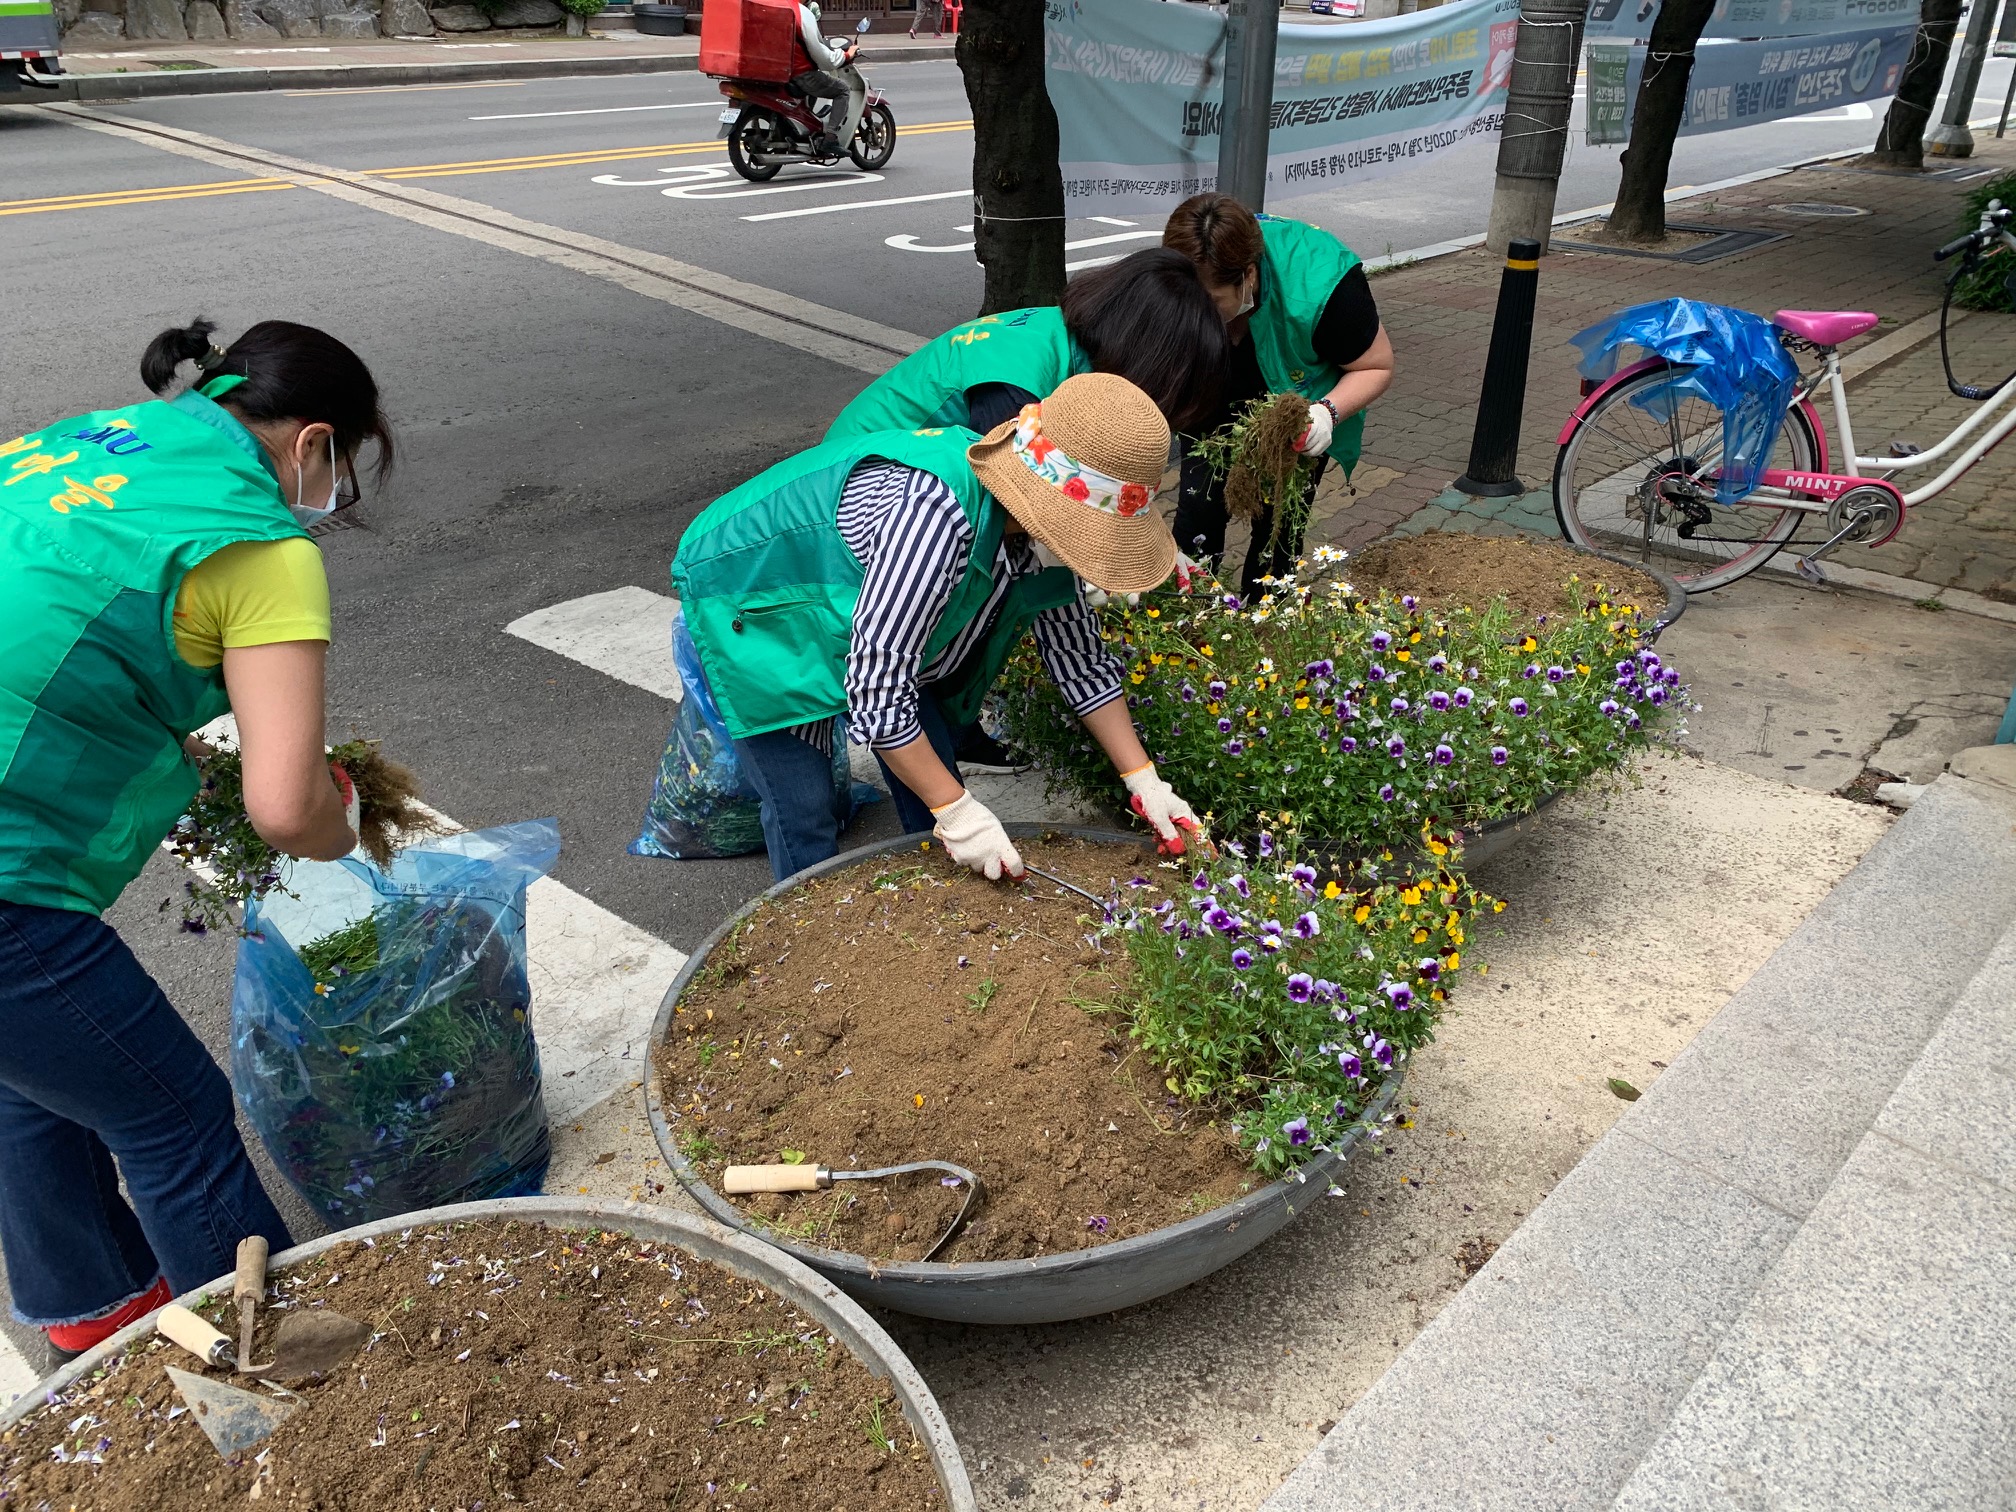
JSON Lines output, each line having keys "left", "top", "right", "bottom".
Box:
{"left": 0, "top": 317, "right": 393, "bottom": 1361}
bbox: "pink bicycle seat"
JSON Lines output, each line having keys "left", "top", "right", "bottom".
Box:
{"left": 1773, "top": 310, "right": 1880, "bottom": 346}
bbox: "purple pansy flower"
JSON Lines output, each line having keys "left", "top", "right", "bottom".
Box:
{"left": 1433, "top": 744, "right": 1454, "bottom": 766}
{"left": 1370, "top": 630, "right": 1393, "bottom": 652}
{"left": 1218, "top": 717, "right": 1233, "bottom": 734}
{"left": 1283, "top": 1116, "right": 1311, "bottom": 1147}
{"left": 1290, "top": 863, "right": 1318, "bottom": 887}
{"left": 1429, "top": 691, "right": 1450, "bottom": 712}
{"left": 1523, "top": 663, "right": 1540, "bottom": 680}
{"left": 1453, "top": 686, "right": 1473, "bottom": 708}
{"left": 1510, "top": 697, "right": 1529, "bottom": 717}
{"left": 1305, "top": 659, "right": 1334, "bottom": 679}
{"left": 1226, "top": 739, "right": 1245, "bottom": 755}
{"left": 1600, "top": 699, "right": 1620, "bottom": 717}
{"left": 1378, "top": 784, "right": 1396, "bottom": 802}
{"left": 1418, "top": 957, "right": 1442, "bottom": 982}
{"left": 1258, "top": 831, "right": 1275, "bottom": 858}
{"left": 1368, "top": 663, "right": 1387, "bottom": 683}
{"left": 1373, "top": 1039, "right": 1396, "bottom": 1068}
{"left": 1286, "top": 973, "right": 1314, "bottom": 1003}
{"left": 1491, "top": 745, "right": 1509, "bottom": 765}
{"left": 1230, "top": 874, "right": 1251, "bottom": 899}
{"left": 1294, "top": 911, "right": 1321, "bottom": 939}
{"left": 1547, "top": 665, "right": 1567, "bottom": 683}
{"left": 1428, "top": 654, "right": 1449, "bottom": 673}
{"left": 1339, "top": 735, "right": 1358, "bottom": 754}
{"left": 1388, "top": 737, "right": 1407, "bottom": 758}
{"left": 1391, "top": 696, "right": 1410, "bottom": 713}
{"left": 1208, "top": 679, "right": 1227, "bottom": 699}
{"left": 1338, "top": 1052, "right": 1364, "bottom": 1078}
{"left": 1230, "top": 947, "right": 1254, "bottom": 970}
{"left": 1382, "top": 980, "right": 1414, "bottom": 1009}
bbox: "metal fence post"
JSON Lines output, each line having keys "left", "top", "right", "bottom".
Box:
{"left": 1216, "top": 0, "right": 1281, "bottom": 208}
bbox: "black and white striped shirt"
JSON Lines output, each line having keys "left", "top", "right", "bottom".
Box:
{"left": 790, "top": 461, "right": 1124, "bottom": 754}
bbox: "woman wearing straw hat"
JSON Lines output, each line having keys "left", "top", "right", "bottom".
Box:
{"left": 672, "top": 373, "right": 1203, "bottom": 882}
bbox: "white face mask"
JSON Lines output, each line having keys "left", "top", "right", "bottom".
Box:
{"left": 1232, "top": 273, "right": 1257, "bottom": 320}
{"left": 288, "top": 432, "right": 339, "bottom": 528}
{"left": 1028, "top": 540, "right": 1071, "bottom": 575}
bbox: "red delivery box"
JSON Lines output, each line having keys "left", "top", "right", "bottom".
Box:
{"left": 700, "top": 0, "right": 802, "bottom": 83}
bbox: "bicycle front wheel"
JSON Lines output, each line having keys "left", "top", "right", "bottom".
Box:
{"left": 1554, "top": 363, "right": 1815, "bottom": 593}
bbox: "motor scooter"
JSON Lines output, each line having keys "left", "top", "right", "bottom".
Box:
{"left": 714, "top": 18, "right": 896, "bottom": 182}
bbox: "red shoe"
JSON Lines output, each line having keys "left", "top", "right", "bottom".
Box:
{"left": 46, "top": 1276, "right": 173, "bottom": 1359}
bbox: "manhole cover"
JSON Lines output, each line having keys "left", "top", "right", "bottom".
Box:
{"left": 1770, "top": 202, "right": 1870, "bottom": 217}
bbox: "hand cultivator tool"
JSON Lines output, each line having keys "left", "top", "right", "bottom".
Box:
{"left": 723, "top": 1159, "right": 986, "bottom": 1261}
{"left": 1019, "top": 865, "right": 1105, "bottom": 907}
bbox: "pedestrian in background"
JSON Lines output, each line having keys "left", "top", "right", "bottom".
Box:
{"left": 909, "top": 0, "right": 944, "bottom": 37}
{"left": 0, "top": 318, "right": 389, "bottom": 1360}
{"left": 1163, "top": 192, "right": 1395, "bottom": 592}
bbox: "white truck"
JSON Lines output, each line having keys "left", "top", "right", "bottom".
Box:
{"left": 0, "top": 0, "right": 62, "bottom": 94}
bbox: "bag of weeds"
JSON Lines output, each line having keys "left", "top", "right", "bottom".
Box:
{"left": 630, "top": 610, "right": 856, "bottom": 860}
{"left": 231, "top": 819, "right": 559, "bottom": 1224}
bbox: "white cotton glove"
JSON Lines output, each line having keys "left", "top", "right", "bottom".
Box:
{"left": 1121, "top": 762, "right": 1203, "bottom": 855}
{"left": 931, "top": 792, "right": 1025, "bottom": 880}
{"left": 1297, "top": 402, "right": 1335, "bottom": 456}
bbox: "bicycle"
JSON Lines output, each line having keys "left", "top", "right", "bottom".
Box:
{"left": 1552, "top": 200, "right": 2016, "bottom": 592}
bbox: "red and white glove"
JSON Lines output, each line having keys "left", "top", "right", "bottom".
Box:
{"left": 930, "top": 792, "right": 1024, "bottom": 880}
{"left": 330, "top": 762, "right": 361, "bottom": 839}
{"left": 1122, "top": 763, "right": 1202, "bottom": 855}
{"left": 1297, "top": 402, "right": 1335, "bottom": 456}
{"left": 1173, "top": 551, "right": 1202, "bottom": 594}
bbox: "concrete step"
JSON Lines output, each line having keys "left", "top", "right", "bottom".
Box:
{"left": 1263, "top": 771, "right": 2016, "bottom": 1512}
{"left": 1610, "top": 925, "right": 2016, "bottom": 1512}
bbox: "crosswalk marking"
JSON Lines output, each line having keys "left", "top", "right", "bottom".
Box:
{"left": 505, "top": 586, "right": 682, "bottom": 700}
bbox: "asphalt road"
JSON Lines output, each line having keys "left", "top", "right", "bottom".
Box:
{"left": 0, "top": 55, "right": 2006, "bottom": 1372}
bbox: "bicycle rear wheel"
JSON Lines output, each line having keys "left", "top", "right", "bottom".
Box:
{"left": 1553, "top": 363, "right": 1815, "bottom": 593}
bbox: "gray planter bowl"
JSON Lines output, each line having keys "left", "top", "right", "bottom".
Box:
{"left": 0, "top": 1197, "right": 975, "bottom": 1511}
{"left": 648, "top": 826, "right": 1405, "bottom": 1326}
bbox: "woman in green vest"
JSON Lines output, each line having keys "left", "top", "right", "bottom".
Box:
{"left": 826, "top": 247, "right": 1230, "bottom": 443}
{"left": 0, "top": 318, "right": 390, "bottom": 1359}
{"left": 1163, "top": 192, "right": 1396, "bottom": 594}
{"left": 675, "top": 373, "right": 1203, "bottom": 883}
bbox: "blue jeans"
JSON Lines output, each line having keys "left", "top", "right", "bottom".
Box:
{"left": 0, "top": 902, "right": 293, "bottom": 1326}
{"left": 735, "top": 704, "right": 958, "bottom": 882}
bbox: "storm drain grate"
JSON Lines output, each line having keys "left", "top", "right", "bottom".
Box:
{"left": 1562, "top": 224, "right": 1790, "bottom": 264}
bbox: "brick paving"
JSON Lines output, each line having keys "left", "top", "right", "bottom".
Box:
{"left": 1293, "top": 141, "right": 2016, "bottom": 600}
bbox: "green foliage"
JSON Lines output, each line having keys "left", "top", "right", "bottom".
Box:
{"left": 1103, "top": 832, "right": 1495, "bottom": 1175}
{"left": 1951, "top": 170, "right": 2016, "bottom": 312}
{"left": 557, "top": 0, "right": 604, "bottom": 14}
{"left": 998, "top": 549, "right": 1687, "bottom": 856}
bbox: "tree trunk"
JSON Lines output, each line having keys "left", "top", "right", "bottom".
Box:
{"left": 956, "top": 0, "right": 1066, "bottom": 315}
{"left": 1604, "top": 0, "right": 1715, "bottom": 242}
{"left": 1863, "top": 0, "right": 1965, "bottom": 169}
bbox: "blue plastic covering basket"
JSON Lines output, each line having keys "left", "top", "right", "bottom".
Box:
{"left": 1569, "top": 299, "right": 1798, "bottom": 503}
{"left": 232, "top": 820, "right": 558, "bottom": 1224}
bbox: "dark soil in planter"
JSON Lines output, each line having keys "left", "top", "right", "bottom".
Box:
{"left": 1348, "top": 532, "right": 1667, "bottom": 623}
{"left": 659, "top": 838, "right": 1258, "bottom": 1265}
{"left": 0, "top": 1219, "right": 941, "bottom": 1512}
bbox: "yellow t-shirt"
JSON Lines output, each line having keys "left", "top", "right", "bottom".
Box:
{"left": 171, "top": 538, "right": 332, "bottom": 669}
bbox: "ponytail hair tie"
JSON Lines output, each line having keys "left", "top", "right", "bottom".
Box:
{"left": 196, "top": 344, "right": 230, "bottom": 374}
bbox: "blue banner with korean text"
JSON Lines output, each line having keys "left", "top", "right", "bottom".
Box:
{"left": 1586, "top": 26, "right": 1912, "bottom": 144}
{"left": 1044, "top": 0, "right": 1519, "bottom": 218}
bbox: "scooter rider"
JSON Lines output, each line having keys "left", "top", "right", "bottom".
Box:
{"left": 794, "top": 1, "right": 863, "bottom": 157}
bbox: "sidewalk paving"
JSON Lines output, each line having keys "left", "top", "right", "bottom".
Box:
{"left": 1309, "top": 140, "right": 2016, "bottom": 607}
{"left": 39, "top": 28, "right": 955, "bottom": 95}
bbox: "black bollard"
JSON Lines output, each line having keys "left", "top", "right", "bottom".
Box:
{"left": 1453, "top": 237, "right": 1542, "bottom": 498}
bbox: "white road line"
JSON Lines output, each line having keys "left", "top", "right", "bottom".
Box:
{"left": 34, "top": 106, "right": 926, "bottom": 375}
{"left": 472, "top": 102, "right": 722, "bottom": 120}
{"left": 743, "top": 187, "right": 970, "bottom": 221}
{"left": 504, "top": 586, "right": 682, "bottom": 699}
{"left": 1087, "top": 216, "right": 1138, "bottom": 226}
{"left": 0, "top": 1338, "right": 35, "bottom": 1407}
{"left": 1063, "top": 229, "right": 1160, "bottom": 251}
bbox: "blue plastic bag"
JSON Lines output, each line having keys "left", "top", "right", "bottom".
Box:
{"left": 630, "top": 610, "right": 863, "bottom": 860}
{"left": 231, "top": 820, "right": 558, "bottom": 1224}
{"left": 1569, "top": 298, "right": 1798, "bottom": 503}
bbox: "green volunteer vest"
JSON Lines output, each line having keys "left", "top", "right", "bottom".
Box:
{"left": 1251, "top": 214, "right": 1366, "bottom": 473}
{"left": 826, "top": 307, "right": 1089, "bottom": 443}
{"left": 673, "top": 426, "right": 1077, "bottom": 739}
{"left": 0, "top": 381, "right": 307, "bottom": 915}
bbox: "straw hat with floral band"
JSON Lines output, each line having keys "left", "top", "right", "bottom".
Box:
{"left": 956, "top": 372, "right": 1205, "bottom": 859}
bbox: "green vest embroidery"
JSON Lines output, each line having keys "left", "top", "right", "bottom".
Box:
{"left": 825, "top": 307, "right": 1090, "bottom": 443}
{"left": 673, "top": 427, "right": 1075, "bottom": 739}
{"left": 0, "top": 389, "right": 307, "bottom": 915}
{"left": 1251, "top": 214, "right": 1367, "bottom": 474}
